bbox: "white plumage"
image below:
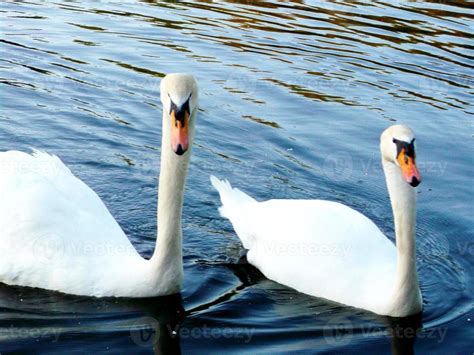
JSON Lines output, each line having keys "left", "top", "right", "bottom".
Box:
{"left": 211, "top": 177, "right": 397, "bottom": 314}
{"left": 0, "top": 73, "right": 199, "bottom": 297}
{"left": 211, "top": 125, "right": 423, "bottom": 316}
{"left": 0, "top": 150, "right": 148, "bottom": 296}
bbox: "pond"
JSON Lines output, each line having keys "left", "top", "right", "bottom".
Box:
{"left": 0, "top": 0, "right": 472, "bottom": 353}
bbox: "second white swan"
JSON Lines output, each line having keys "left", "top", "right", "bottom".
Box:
{"left": 211, "top": 125, "right": 423, "bottom": 317}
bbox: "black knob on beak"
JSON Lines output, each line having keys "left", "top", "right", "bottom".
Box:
{"left": 410, "top": 176, "right": 420, "bottom": 187}
{"left": 175, "top": 144, "right": 186, "bottom": 156}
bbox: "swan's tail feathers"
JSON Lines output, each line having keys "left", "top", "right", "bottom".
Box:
{"left": 210, "top": 175, "right": 256, "bottom": 219}
{"left": 210, "top": 175, "right": 257, "bottom": 249}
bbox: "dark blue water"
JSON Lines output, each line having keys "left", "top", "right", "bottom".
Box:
{"left": 0, "top": 0, "right": 472, "bottom": 353}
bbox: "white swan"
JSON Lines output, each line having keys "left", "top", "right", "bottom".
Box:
{"left": 211, "top": 125, "right": 423, "bottom": 317}
{"left": 0, "top": 73, "right": 199, "bottom": 297}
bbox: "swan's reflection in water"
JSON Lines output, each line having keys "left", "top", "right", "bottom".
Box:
{"left": 127, "top": 296, "right": 184, "bottom": 354}
{"left": 0, "top": 283, "right": 183, "bottom": 353}
{"left": 0, "top": 264, "right": 424, "bottom": 354}
{"left": 224, "top": 256, "right": 423, "bottom": 354}
{"left": 386, "top": 313, "right": 422, "bottom": 355}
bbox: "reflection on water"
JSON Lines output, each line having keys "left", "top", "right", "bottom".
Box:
{"left": 387, "top": 314, "right": 422, "bottom": 355}
{"left": 0, "top": 0, "right": 472, "bottom": 353}
{"left": 0, "top": 284, "right": 184, "bottom": 353}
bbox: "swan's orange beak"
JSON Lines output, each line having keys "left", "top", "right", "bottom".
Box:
{"left": 397, "top": 149, "right": 421, "bottom": 187}
{"left": 170, "top": 108, "right": 189, "bottom": 156}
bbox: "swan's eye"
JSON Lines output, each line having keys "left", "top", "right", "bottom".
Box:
{"left": 169, "top": 94, "right": 192, "bottom": 117}
{"left": 185, "top": 93, "right": 193, "bottom": 117}
{"left": 393, "top": 138, "right": 415, "bottom": 160}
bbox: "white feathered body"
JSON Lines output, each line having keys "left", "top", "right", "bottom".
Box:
{"left": 0, "top": 151, "right": 179, "bottom": 297}
{"left": 211, "top": 177, "right": 399, "bottom": 315}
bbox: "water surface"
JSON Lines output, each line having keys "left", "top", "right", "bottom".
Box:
{"left": 0, "top": 0, "right": 472, "bottom": 353}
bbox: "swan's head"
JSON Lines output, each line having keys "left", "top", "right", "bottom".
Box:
{"left": 160, "top": 73, "right": 199, "bottom": 156}
{"left": 380, "top": 125, "right": 421, "bottom": 187}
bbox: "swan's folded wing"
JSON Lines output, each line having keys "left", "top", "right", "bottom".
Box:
{"left": 0, "top": 151, "right": 138, "bottom": 257}
{"left": 243, "top": 199, "right": 397, "bottom": 310}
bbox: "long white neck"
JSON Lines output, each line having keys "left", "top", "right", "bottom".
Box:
{"left": 148, "top": 111, "right": 194, "bottom": 289}
{"left": 382, "top": 159, "right": 421, "bottom": 315}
